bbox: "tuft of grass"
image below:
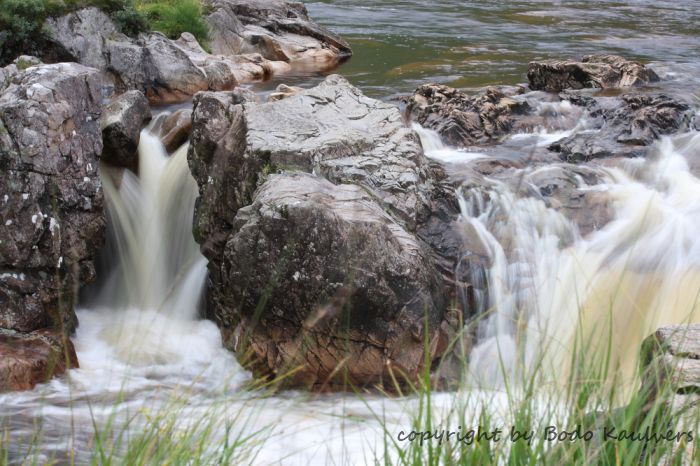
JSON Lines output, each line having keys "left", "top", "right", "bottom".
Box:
{"left": 136, "top": 0, "right": 209, "bottom": 48}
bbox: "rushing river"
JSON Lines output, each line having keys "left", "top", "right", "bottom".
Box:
{"left": 2, "top": 1, "right": 700, "bottom": 465}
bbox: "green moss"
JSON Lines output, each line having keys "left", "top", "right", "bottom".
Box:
{"left": 136, "top": 0, "right": 209, "bottom": 48}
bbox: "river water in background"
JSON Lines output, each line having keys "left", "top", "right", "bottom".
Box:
{"left": 2, "top": 1, "right": 700, "bottom": 465}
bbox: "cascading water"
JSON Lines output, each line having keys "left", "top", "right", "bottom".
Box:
{"left": 416, "top": 122, "right": 700, "bottom": 392}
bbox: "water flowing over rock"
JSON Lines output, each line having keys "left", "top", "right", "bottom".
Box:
{"left": 527, "top": 54, "right": 660, "bottom": 91}
{"left": 101, "top": 90, "right": 152, "bottom": 170}
{"left": 150, "top": 109, "right": 194, "bottom": 153}
{"left": 551, "top": 93, "right": 691, "bottom": 162}
{"left": 189, "top": 75, "right": 458, "bottom": 388}
{"left": 204, "top": 0, "right": 352, "bottom": 67}
{"left": 406, "top": 84, "right": 529, "bottom": 147}
{"left": 0, "top": 62, "right": 104, "bottom": 389}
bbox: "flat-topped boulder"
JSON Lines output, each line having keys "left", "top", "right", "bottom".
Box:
{"left": 100, "top": 90, "right": 151, "bottom": 170}
{"left": 527, "top": 54, "right": 660, "bottom": 92}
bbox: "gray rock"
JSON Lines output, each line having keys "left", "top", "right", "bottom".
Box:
{"left": 219, "top": 172, "right": 446, "bottom": 387}
{"left": 267, "top": 83, "right": 303, "bottom": 102}
{"left": 188, "top": 75, "right": 460, "bottom": 388}
{"left": 101, "top": 90, "right": 151, "bottom": 169}
{"left": 527, "top": 54, "right": 660, "bottom": 92}
{"left": 550, "top": 93, "right": 691, "bottom": 162}
{"left": 45, "top": 8, "right": 211, "bottom": 103}
{"left": 205, "top": 0, "right": 352, "bottom": 66}
{"left": 0, "top": 62, "right": 105, "bottom": 334}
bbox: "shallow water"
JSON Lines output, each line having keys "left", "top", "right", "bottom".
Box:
{"left": 2, "top": 1, "right": 700, "bottom": 465}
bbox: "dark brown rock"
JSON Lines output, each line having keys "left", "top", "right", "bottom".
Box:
{"left": 527, "top": 54, "right": 660, "bottom": 92}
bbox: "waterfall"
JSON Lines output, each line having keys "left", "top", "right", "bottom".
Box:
{"left": 416, "top": 126, "right": 700, "bottom": 390}
{"left": 81, "top": 128, "right": 210, "bottom": 367}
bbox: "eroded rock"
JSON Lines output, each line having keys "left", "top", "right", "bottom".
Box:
{"left": 221, "top": 173, "right": 445, "bottom": 387}
{"left": 527, "top": 54, "right": 660, "bottom": 92}
{"left": 101, "top": 90, "right": 151, "bottom": 169}
{"left": 0, "top": 62, "right": 105, "bottom": 334}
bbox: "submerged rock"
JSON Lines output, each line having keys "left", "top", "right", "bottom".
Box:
{"left": 527, "top": 54, "right": 660, "bottom": 91}
{"left": 205, "top": 0, "right": 352, "bottom": 67}
{"left": 101, "top": 90, "right": 152, "bottom": 170}
{"left": 189, "top": 75, "right": 458, "bottom": 388}
{"left": 0, "top": 329, "right": 78, "bottom": 392}
{"left": 0, "top": 62, "right": 105, "bottom": 335}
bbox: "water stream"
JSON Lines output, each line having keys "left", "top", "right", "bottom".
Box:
{"left": 2, "top": 1, "right": 700, "bottom": 464}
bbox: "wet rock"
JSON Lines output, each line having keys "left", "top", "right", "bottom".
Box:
{"left": 527, "top": 54, "right": 660, "bottom": 92}
{"left": 153, "top": 109, "right": 194, "bottom": 153}
{"left": 189, "top": 75, "right": 459, "bottom": 388}
{"left": 551, "top": 93, "right": 691, "bottom": 162}
{"left": 406, "top": 84, "right": 530, "bottom": 147}
{"left": 101, "top": 90, "right": 151, "bottom": 169}
{"left": 205, "top": 0, "right": 352, "bottom": 67}
{"left": 267, "top": 84, "right": 304, "bottom": 102}
{"left": 639, "top": 324, "right": 700, "bottom": 464}
{"left": 220, "top": 172, "right": 445, "bottom": 388}
{"left": 0, "top": 62, "right": 105, "bottom": 334}
{"left": 0, "top": 329, "right": 78, "bottom": 392}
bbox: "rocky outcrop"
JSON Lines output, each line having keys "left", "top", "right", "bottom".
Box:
{"left": 406, "top": 84, "right": 529, "bottom": 147}
{"left": 204, "top": 0, "right": 352, "bottom": 67}
{"left": 189, "top": 75, "right": 457, "bottom": 388}
{"left": 0, "top": 329, "right": 78, "bottom": 392}
{"left": 221, "top": 173, "right": 446, "bottom": 387}
{"left": 550, "top": 93, "right": 690, "bottom": 162}
{"left": 527, "top": 54, "right": 660, "bottom": 92}
{"left": 101, "top": 90, "right": 151, "bottom": 170}
{"left": 151, "top": 109, "right": 194, "bottom": 153}
{"left": 0, "top": 62, "right": 105, "bottom": 335}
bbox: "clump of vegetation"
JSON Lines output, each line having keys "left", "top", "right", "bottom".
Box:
{"left": 137, "top": 0, "right": 209, "bottom": 47}
{"left": 0, "top": 0, "right": 209, "bottom": 66}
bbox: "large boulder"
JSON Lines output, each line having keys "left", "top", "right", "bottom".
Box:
{"left": 0, "top": 329, "right": 78, "bottom": 392}
{"left": 189, "top": 75, "right": 458, "bottom": 388}
{"left": 221, "top": 173, "right": 446, "bottom": 387}
{"left": 204, "top": 0, "right": 352, "bottom": 67}
{"left": 100, "top": 90, "right": 151, "bottom": 169}
{"left": 527, "top": 54, "right": 660, "bottom": 92}
{"left": 0, "top": 62, "right": 105, "bottom": 334}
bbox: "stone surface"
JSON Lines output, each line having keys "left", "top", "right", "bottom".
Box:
{"left": 527, "top": 54, "right": 660, "bottom": 92}
{"left": 188, "top": 75, "right": 457, "bottom": 388}
{"left": 406, "top": 84, "right": 529, "bottom": 147}
{"left": 151, "top": 109, "right": 194, "bottom": 153}
{"left": 0, "top": 62, "right": 105, "bottom": 334}
{"left": 204, "top": 0, "right": 352, "bottom": 67}
{"left": 0, "top": 329, "right": 78, "bottom": 392}
{"left": 101, "top": 90, "right": 151, "bottom": 169}
{"left": 268, "top": 83, "right": 304, "bottom": 102}
{"left": 221, "top": 172, "right": 445, "bottom": 387}
{"left": 550, "top": 93, "right": 691, "bottom": 162}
